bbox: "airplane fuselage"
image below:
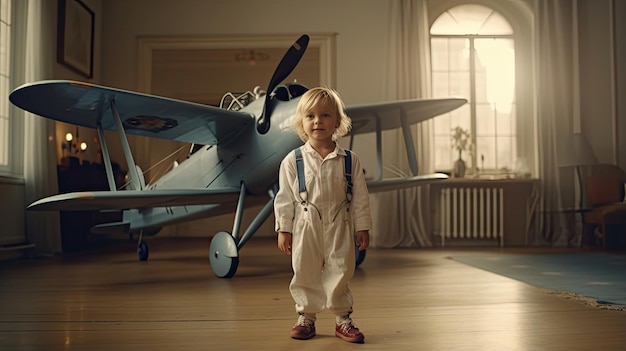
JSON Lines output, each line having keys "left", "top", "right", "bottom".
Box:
{"left": 124, "top": 96, "right": 305, "bottom": 231}
{"left": 150, "top": 96, "right": 303, "bottom": 195}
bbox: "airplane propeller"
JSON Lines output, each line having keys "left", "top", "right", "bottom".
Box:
{"left": 256, "top": 34, "right": 310, "bottom": 134}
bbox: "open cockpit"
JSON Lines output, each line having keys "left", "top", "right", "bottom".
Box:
{"left": 189, "top": 82, "right": 309, "bottom": 158}
{"left": 219, "top": 82, "right": 309, "bottom": 111}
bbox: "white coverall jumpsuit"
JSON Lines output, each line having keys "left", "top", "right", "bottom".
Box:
{"left": 274, "top": 142, "right": 372, "bottom": 320}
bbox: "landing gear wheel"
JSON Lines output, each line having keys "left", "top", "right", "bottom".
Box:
{"left": 137, "top": 240, "right": 149, "bottom": 261}
{"left": 209, "top": 231, "right": 239, "bottom": 278}
{"left": 355, "top": 244, "right": 366, "bottom": 267}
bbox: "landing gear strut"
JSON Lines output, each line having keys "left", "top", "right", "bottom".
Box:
{"left": 208, "top": 183, "right": 275, "bottom": 278}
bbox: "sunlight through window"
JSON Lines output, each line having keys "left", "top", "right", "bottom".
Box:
{"left": 431, "top": 4, "right": 516, "bottom": 175}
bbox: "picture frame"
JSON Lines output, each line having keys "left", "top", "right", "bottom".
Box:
{"left": 57, "top": 0, "right": 95, "bottom": 78}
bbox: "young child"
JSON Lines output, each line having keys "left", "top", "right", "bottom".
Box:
{"left": 274, "top": 87, "right": 372, "bottom": 343}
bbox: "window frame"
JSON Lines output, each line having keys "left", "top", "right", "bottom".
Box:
{"left": 430, "top": 32, "right": 516, "bottom": 174}
{"left": 428, "top": 1, "right": 532, "bottom": 177}
{"left": 0, "top": 0, "right": 23, "bottom": 178}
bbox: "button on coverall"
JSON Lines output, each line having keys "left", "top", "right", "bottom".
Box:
{"left": 274, "top": 142, "right": 372, "bottom": 319}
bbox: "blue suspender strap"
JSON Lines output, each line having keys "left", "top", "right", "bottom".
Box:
{"left": 294, "top": 148, "right": 307, "bottom": 201}
{"left": 295, "top": 147, "right": 352, "bottom": 203}
{"left": 345, "top": 150, "right": 353, "bottom": 202}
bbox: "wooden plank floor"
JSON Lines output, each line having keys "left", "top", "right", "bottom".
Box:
{"left": 1, "top": 237, "right": 625, "bottom": 351}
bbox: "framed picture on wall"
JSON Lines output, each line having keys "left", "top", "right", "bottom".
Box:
{"left": 57, "top": 0, "right": 94, "bottom": 78}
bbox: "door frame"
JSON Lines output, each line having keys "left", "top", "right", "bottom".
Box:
{"left": 136, "top": 33, "right": 337, "bottom": 94}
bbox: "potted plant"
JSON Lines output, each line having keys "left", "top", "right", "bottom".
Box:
{"left": 451, "top": 126, "right": 471, "bottom": 177}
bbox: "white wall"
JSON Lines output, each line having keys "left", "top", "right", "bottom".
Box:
{"left": 578, "top": 0, "right": 622, "bottom": 165}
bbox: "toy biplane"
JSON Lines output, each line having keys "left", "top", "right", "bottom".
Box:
{"left": 10, "top": 34, "right": 466, "bottom": 277}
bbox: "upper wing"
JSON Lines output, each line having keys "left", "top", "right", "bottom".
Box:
{"left": 27, "top": 188, "right": 242, "bottom": 211}
{"left": 347, "top": 98, "right": 467, "bottom": 134}
{"left": 9, "top": 80, "right": 255, "bottom": 145}
{"left": 366, "top": 173, "right": 448, "bottom": 193}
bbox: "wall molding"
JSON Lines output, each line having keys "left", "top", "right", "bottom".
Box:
{"left": 136, "top": 33, "right": 337, "bottom": 94}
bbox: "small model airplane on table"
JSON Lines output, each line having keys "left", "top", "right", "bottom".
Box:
{"left": 9, "top": 34, "right": 466, "bottom": 278}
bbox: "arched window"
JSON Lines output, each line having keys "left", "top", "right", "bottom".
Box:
{"left": 431, "top": 4, "right": 516, "bottom": 175}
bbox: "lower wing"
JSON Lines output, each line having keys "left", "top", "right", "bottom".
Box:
{"left": 366, "top": 173, "right": 448, "bottom": 193}
{"left": 27, "top": 188, "right": 242, "bottom": 211}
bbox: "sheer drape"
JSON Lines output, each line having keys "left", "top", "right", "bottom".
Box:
{"left": 370, "top": 0, "right": 433, "bottom": 248}
{"left": 386, "top": 0, "right": 432, "bottom": 172}
{"left": 21, "top": 0, "right": 62, "bottom": 255}
{"left": 533, "top": 0, "right": 580, "bottom": 246}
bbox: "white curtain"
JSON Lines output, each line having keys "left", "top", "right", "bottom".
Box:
{"left": 386, "top": 0, "right": 433, "bottom": 173}
{"left": 21, "top": 0, "right": 62, "bottom": 255}
{"left": 370, "top": 0, "right": 433, "bottom": 248}
{"left": 533, "top": 0, "right": 580, "bottom": 246}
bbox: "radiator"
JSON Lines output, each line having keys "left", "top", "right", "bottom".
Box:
{"left": 439, "top": 187, "right": 504, "bottom": 247}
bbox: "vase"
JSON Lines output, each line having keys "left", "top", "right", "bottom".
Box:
{"left": 453, "top": 158, "right": 466, "bottom": 178}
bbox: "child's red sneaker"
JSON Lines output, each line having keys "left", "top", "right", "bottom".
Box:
{"left": 335, "top": 318, "right": 364, "bottom": 343}
{"left": 290, "top": 315, "right": 316, "bottom": 340}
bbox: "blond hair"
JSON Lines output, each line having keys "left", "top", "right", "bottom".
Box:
{"left": 291, "top": 87, "right": 352, "bottom": 142}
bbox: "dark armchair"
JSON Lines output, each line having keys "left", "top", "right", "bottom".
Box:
{"left": 582, "top": 164, "right": 626, "bottom": 249}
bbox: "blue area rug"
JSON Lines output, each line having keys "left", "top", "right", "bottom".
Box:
{"left": 452, "top": 252, "right": 626, "bottom": 309}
